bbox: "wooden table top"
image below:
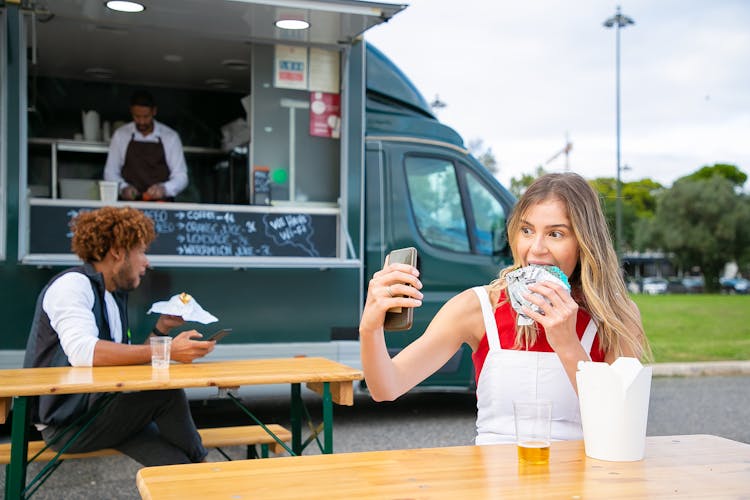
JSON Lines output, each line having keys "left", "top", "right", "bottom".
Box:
{"left": 136, "top": 434, "right": 750, "bottom": 499}
{"left": 0, "top": 357, "right": 363, "bottom": 398}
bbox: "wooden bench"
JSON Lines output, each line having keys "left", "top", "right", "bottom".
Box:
{"left": 0, "top": 424, "right": 292, "bottom": 464}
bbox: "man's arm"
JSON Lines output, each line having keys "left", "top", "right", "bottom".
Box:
{"left": 45, "top": 273, "right": 214, "bottom": 366}
{"left": 92, "top": 330, "right": 215, "bottom": 365}
{"left": 103, "top": 126, "right": 131, "bottom": 192}
{"left": 44, "top": 273, "right": 103, "bottom": 367}
{"left": 161, "top": 126, "right": 189, "bottom": 197}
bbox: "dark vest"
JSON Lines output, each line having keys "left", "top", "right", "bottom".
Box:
{"left": 23, "top": 263, "right": 130, "bottom": 426}
{"left": 121, "top": 133, "right": 170, "bottom": 196}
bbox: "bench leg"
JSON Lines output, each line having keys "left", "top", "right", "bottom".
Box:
{"left": 6, "top": 396, "right": 30, "bottom": 500}
{"left": 214, "top": 447, "right": 232, "bottom": 461}
{"left": 322, "top": 382, "right": 333, "bottom": 454}
{"left": 290, "top": 383, "right": 302, "bottom": 455}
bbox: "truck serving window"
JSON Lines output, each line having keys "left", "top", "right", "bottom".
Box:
{"left": 404, "top": 156, "right": 469, "bottom": 252}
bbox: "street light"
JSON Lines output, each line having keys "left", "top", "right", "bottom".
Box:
{"left": 603, "top": 6, "right": 634, "bottom": 259}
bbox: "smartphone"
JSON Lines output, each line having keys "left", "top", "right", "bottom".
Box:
{"left": 383, "top": 247, "right": 418, "bottom": 331}
{"left": 207, "top": 328, "right": 232, "bottom": 342}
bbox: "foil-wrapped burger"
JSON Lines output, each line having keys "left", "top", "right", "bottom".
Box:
{"left": 505, "top": 265, "right": 571, "bottom": 326}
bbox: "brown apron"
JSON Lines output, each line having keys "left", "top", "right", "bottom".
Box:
{"left": 121, "top": 134, "right": 170, "bottom": 198}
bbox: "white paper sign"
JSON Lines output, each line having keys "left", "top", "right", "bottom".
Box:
{"left": 274, "top": 45, "right": 308, "bottom": 90}
{"left": 309, "top": 48, "right": 340, "bottom": 94}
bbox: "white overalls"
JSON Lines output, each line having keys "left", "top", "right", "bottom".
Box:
{"left": 472, "top": 286, "right": 597, "bottom": 445}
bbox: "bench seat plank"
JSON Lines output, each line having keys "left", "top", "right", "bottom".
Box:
{"left": 0, "top": 424, "right": 291, "bottom": 464}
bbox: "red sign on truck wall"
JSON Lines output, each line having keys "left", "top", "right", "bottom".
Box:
{"left": 309, "top": 92, "right": 341, "bottom": 139}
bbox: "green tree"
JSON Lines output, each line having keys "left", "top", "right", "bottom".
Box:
{"left": 680, "top": 163, "right": 747, "bottom": 188}
{"left": 509, "top": 166, "right": 547, "bottom": 198}
{"left": 735, "top": 193, "right": 750, "bottom": 275}
{"left": 651, "top": 176, "right": 749, "bottom": 292}
{"left": 467, "top": 138, "right": 498, "bottom": 174}
{"left": 590, "top": 177, "right": 663, "bottom": 252}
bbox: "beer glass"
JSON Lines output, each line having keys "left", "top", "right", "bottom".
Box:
{"left": 513, "top": 400, "right": 552, "bottom": 464}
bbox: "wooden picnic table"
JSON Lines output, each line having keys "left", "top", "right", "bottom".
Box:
{"left": 136, "top": 434, "right": 750, "bottom": 499}
{"left": 0, "top": 357, "right": 363, "bottom": 499}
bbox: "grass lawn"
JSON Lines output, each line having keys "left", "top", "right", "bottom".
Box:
{"left": 632, "top": 294, "right": 750, "bottom": 362}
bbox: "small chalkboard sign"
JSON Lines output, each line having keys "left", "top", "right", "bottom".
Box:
{"left": 252, "top": 166, "right": 271, "bottom": 205}
{"left": 29, "top": 205, "right": 337, "bottom": 259}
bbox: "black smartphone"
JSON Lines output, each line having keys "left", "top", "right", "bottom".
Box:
{"left": 383, "top": 247, "right": 418, "bottom": 331}
{"left": 207, "top": 328, "right": 232, "bottom": 342}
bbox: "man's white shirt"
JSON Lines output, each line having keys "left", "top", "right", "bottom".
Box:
{"left": 43, "top": 272, "right": 123, "bottom": 367}
{"left": 103, "top": 120, "right": 188, "bottom": 197}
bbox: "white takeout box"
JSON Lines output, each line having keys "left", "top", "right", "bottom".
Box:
{"left": 576, "top": 357, "right": 652, "bottom": 461}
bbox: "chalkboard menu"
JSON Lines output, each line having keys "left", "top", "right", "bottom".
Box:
{"left": 29, "top": 205, "right": 337, "bottom": 258}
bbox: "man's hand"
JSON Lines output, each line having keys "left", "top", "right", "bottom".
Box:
{"left": 170, "top": 330, "right": 215, "bottom": 363}
{"left": 143, "top": 184, "right": 167, "bottom": 201}
{"left": 154, "top": 314, "right": 185, "bottom": 335}
{"left": 121, "top": 185, "right": 139, "bottom": 200}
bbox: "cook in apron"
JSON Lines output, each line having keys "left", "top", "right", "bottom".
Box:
{"left": 472, "top": 286, "right": 596, "bottom": 445}
{"left": 121, "top": 134, "right": 170, "bottom": 199}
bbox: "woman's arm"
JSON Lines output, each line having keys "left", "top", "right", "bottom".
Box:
{"left": 359, "top": 264, "right": 483, "bottom": 401}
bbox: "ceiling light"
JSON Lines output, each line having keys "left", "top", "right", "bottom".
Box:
{"left": 85, "top": 67, "right": 115, "bottom": 79}
{"left": 275, "top": 19, "right": 310, "bottom": 30}
{"left": 222, "top": 59, "right": 250, "bottom": 71}
{"left": 163, "top": 54, "right": 183, "bottom": 63}
{"left": 94, "top": 25, "right": 129, "bottom": 35}
{"left": 205, "top": 78, "right": 231, "bottom": 89}
{"left": 105, "top": 1, "right": 145, "bottom": 13}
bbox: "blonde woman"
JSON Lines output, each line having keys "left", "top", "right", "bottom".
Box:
{"left": 359, "top": 172, "right": 649, "bottom": 444}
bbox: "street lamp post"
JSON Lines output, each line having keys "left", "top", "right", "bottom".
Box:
{"left": 604, "top": 6, "right": 634, "bottom": 259}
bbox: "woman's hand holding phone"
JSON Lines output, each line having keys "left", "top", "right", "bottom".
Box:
{"left": 384, "top": 247, "right": 419, "bottom": 331}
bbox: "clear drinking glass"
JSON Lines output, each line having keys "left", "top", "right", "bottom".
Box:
{"left": 513, "top": 400, "right": 552, "bottom": 464}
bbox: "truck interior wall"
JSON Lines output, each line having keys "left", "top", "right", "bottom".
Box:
{"left": 251, "top": 44, "right": 340, "bottom": 204}
{"left": 27, "top": 78, "right": 250, "bottom": 204}
{"left": 27, "top": 78, "right": 246, "bottom": 148}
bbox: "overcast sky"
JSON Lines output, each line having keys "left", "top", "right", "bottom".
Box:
{"left": 365, "top": 0, "right": 750, "bottom": 188}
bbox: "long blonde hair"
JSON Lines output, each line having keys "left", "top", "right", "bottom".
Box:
{"left": 490, "top": 173, "right": 650, "bottom": 360}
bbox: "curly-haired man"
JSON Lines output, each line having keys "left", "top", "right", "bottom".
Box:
{"left": 24, "top": 206, "right": 214, "bottom": 466}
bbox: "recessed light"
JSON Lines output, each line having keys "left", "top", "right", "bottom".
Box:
{"left": 222, "top": 59, "right": 250, "bottom": 71}
{"left": 105, "top": 1, "right": 145, "bottom": 13}
{"left": 85, "top": 67, "right": 115, "bottom": 79}
{"left": 275, "top": 19, "right": 310, "bottom": 30}
{"left": 164, "top": 54, "right": 183, "bottom": 63}
{"left": 94, "top": 25, "right": 129, "bottom": 35}
{"left": 205, "top": 78, "right": 230, "bottom": 89}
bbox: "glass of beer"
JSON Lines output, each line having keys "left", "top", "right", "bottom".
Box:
{"left": 513, "top": 400, "right": 552, "bottom": 464}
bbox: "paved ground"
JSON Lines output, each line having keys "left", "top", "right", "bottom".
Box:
{"left": 1, "top": 371, "right": 748, "bottom": 499}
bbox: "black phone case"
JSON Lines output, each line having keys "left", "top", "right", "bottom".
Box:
{"left": 384, "top": 247, "right": 417, "bottom": 331}
{"left": 208, "top": 328, "right": 232, "bottom": 342}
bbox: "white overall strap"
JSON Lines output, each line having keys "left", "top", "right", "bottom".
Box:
{"left": 580, "top": 318, "right": 597, "bottom": 355}
{"left": 472, "top": 286, "right": 501, "bottom": 351}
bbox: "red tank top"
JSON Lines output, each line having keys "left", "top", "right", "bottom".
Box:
{"left": 472, "top": 290, "right": 605, "bottom": 385}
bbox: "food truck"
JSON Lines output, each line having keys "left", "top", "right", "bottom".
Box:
{"left": 0, "top": 0, "right": 515, "bottom": 391}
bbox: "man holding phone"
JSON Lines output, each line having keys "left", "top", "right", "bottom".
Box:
{"left": 24, "top": 206, "right": 214, "bottom": 467}
{"left": 207, "top": 328, "right": 232, "bottom": 342}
